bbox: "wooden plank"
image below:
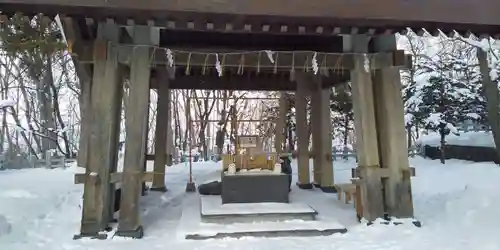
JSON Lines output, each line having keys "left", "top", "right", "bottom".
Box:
{"left": 372, "top": 34, "right": 415, "bottom": 218}
{"left": 78, "top": 20, "right": 122, "bottom": 237}
{"left": 151, "top": 66, "right": 170, "bottom": 192}
{"left": 295, "top": 73, "right": 311, "bottom": 187}
{"left": 117, "top": 25, "right": 154, "bottom": 238}
{"left": 348, "top": 35, "right": 385, "bottom": 221}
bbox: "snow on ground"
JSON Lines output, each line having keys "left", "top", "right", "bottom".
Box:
{"left": 417, "top": 131, "right": 495, "bottom": 148}
{"left": 1, "top": 157, "right": 500, "bottom": 250}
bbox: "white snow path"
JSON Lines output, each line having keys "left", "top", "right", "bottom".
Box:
{"left": 0, "top": 157, "right": 499, "bottom": 250}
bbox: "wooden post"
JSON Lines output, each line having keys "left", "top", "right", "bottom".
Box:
{"left": 372, "top": 35, "right": 414, "bottom": 218}
{"left": 60, "top": 17, "right": 93, "bottom": 169}
{"left": 349, "top": 35, "right": 385, "bottom": 221}
{"left": 295, "top": 74, "right": 313, "bottom": 189}
{"left": 151, "top": 67, "right": 170, "bottom": 192}
{"left": 274, "top": 93, "right": 287, "bottom": 153}
{"left": 117, "top": 26, "right": 153, "bottom": 238}
{"left": 311, "top": 76, "right": 335, "bottom": 191}
{"left": 141, "top": 101, "right": 150, "bottom": 197}
{"left": 166, "top": 102, "right": 174, "bottom": 166}
{"left": 185, "top": 96, "right": 196, "bottom": 192}
{"left": 318, "top": 86, "right": 334, "bottom": 192}
{"left": 77, "top": 64, "right": 92, "bottom": 168}
{"left": 77, "top": 21, "right": 122, "bottom": 239}
{"left": 310, "top": 76, "right": 322, "bottom": 186}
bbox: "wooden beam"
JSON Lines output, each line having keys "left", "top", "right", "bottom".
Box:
{"left": 351, "top": 167, "right": 416, "bottom": 179}
{"left": 116, "top": 47, "right": 410, "bottom": 70}
{"left": 75, "top": 172, "right": 161, "bottom": 184}
{"left": 117, "top": 25, "right": 154, "bottom": 239}
{"left": 5, "top": 0, "right": 500, "bottom": 37}
{"left": 190, "top": 119, "right": 277, "bottom": 123}
{"left": 149, "top": 72, "right": 349, "bottom": 91}
{"left": 160, "top": 97, "right": 281, "bottom": 100}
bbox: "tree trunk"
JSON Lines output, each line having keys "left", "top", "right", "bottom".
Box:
{"left": 439, "top": 130, "right": 446, "bottom": 164}
{"left": 37, "top": 55, "right": 57, "bottom": 156}
{"left": 407, "top": 125, "right": 412, "bottom": 150}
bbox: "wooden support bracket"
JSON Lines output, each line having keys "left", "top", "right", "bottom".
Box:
{"left": 74, "top": 172, "right": 162, "bottom": 184}
{"left": 351, "top": 166, "right": 416, "bottom": 179}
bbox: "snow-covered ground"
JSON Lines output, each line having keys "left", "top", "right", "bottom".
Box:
{"left": 1, "top": 157, "right": 500, "bottom": 250}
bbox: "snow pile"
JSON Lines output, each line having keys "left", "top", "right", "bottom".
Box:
{"left": 1, "top": 157, "right": 500, "bottom": 249}
{"left": 416, "top": 131, "right": 495, "bottom": 148}
{"left": 0, "top": 215, "right": 11, "bottom": 237}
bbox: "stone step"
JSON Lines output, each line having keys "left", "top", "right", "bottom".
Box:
{"left": 178, "top": 195, "right": 347, "bottom": 240}
{"left": 185, "top": 226, "right": 347, "bottom": 240}
{"left": 200, "top": 196, "right": 317, "bottom": 224}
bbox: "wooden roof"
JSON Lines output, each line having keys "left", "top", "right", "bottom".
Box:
{"left": 0, "top": 0, "right": 499, "bottom": 37}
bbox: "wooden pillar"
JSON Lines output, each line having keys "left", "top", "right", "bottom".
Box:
{"left": 311, "top": 76, "right": 334, "bottom": 191}
{"left": 141, "top": 98, "right": 151, "bottom": 197}
{"left": 310, "top": 77, "right": 322, "bottom": 186}
{"left": 295, "top": 74, "right": 313, "bottom": 189}
{"left": 76, "top": 61, "right": 92, "bottom": 168}
{"left": 151, "top": 67, "right": 170, "bottom": 192}
{"left": 117, "top": 26, "right": 153, "bottom": 238}
{"left": 166, "top": 104, "right": 174, "bottom": 166}
{"left": 61, "top": 17, "right": 93, "bottom": 168}
{"left": 319, "top": 86, "right": 334, "bottom": 191}
{"left": 275, "top": 93, "right": 287, "bottom": 153}
{"left": 77, "top": 21, "right": 122, "bottom": 239}
{"left": 372, "top": 35, "right": 414, "bottom": 218}
{"left": 349, "top": 35, "right": 385, "bottom": 221}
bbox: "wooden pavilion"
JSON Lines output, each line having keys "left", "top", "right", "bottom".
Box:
{"left": 1, "top": 0, "right": 499, "bottom": 239}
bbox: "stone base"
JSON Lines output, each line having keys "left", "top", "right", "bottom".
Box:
{"left": 296, "top": 182, "right": 314, "bottom": 189}
{"left": 200, "top": 196, "right": 317, "bottom": 224}
{"left": 150, "top": 186, "right": 168, "bottom": 192}
{"left": 319, "top": 186, "right": 337, "bottom": 193}
{"left": 73, "top": 232, "right": 108, "bottom": 240}
{"left": 222, "top": 173, "right": 289, "bottom": 204}
{"left": 313, "top": 183, "right": 321, "bottom": 188}
{"left": 185, "top": 182, "right": 197, "bottom": 192}
{"left": 116, "top": 225, "right": 144, "bottom": 238}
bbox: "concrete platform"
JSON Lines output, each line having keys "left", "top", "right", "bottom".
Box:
{"left": 201, "top": 195, "right": 317, "bottom": 223}
{"left": 178, "top": 195, "right": 347, "bottom": 240}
